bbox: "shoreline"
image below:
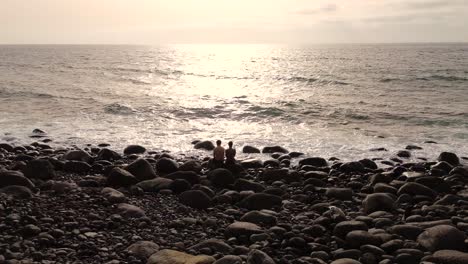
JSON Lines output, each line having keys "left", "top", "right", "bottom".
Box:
{"left": 1, "top": 138, "right": 468, "bottom": 263}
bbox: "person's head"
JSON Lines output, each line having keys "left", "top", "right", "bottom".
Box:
{"left": 228, "top": 141, "right": 233, "bottom": 148}
{"left": 216, "top": 140, "right": 221, "bottom": 146}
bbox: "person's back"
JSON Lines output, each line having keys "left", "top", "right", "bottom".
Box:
{"left": 213, "top": 140, "right": 225, "bottom": 168}
{"left": 225, "top": 141, "right": 236, "bottom": 165}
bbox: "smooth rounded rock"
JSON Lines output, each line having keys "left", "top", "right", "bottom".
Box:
{"left": 417, "top": 225, "right": 466, "bottom": 251}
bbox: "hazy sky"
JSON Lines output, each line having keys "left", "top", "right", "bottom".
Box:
{"left": 1, "top": 0, "right": 467, "bottom": 44}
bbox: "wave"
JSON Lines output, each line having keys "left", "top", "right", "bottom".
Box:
{"left": 103, "top": 103, "right": 137, "bottom": 115}
{"left": 416, "top": 75, "right": 467, "bottom": 82}
{"left": 0, "top": 88, "right": 98, "bottom": 103}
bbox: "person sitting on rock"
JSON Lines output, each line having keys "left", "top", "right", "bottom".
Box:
{"left": 213, "top": 140, "right": 225, "bottom": 168}
{"left": 225, "top": 141, "right": 236, "bottom": 166}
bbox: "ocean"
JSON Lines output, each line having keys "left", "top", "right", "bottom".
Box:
{"left": 0, "top": 44, "right": 467, "bottom": 161}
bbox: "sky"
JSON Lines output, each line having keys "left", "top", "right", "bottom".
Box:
{"left": 1, "top": 0, "right": 467, "bottom": 44}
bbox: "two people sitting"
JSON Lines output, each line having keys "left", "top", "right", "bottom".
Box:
{"left": 212, "top": 140, "right": 236, "bottom": 169}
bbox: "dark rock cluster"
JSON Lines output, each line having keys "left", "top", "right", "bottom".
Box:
{"left": 0, "top": 139, "right": 467, "bottom": 264}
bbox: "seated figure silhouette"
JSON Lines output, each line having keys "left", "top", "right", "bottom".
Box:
{"left": 212, "top": 140, "right": 225, "bottom": 169}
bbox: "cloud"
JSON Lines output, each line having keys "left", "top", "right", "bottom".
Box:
{"left": 295, "top": 4, "right": 338, "bottom": 15}
{"left": 400, "top": 0, "right": 467, "bottom": 10}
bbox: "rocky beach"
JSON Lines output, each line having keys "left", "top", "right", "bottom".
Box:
{"left": 1, "top": 131, "right": 468, "bottom": 264}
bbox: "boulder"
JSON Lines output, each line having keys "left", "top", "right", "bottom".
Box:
{"left": 0, "top": 143, "right": 14, "bottom": 152}
{"left": 260, "top": 168, "right": 289, "bottom": 182}
{"left": 101, "top": 187, "right": 126, "bottom": 203}
{"left": 147, "top": 249, "right": 215, "bottom": 264}
{"left": 63, "top": 161, "right": 91, "bottom": 173}
{"left": 359, "top": 159, "right": 378, "bottom": 170}
{"left": 156, "top": 157, "right": 179, "bottom": 174}
{"left": 242, "top": 146, "right": 261, "bottom": 154}
{"left": 166, "top": 171, "right": 199, "bottom": 185}
{"left": 97, "top": 148, "right": 121, "bottom": 161}
{"left": 234, "top": 179, "right": 265, "bottom": 193}
{"left": 194, "top": 141, "right": 215, "bottom": 151}
{"left": 345, "top": 230, "right": 381, "bottom": 248}
{"left": 63, "top": 150, "right": 92, "bottom": 162}
{"left": 240, "top": 211, "right": 277, "bottom": 226}
{"left": 213, "top": 255, "right": 242, "bottom": 264}
{"left": 398, "top": 182, "right": 437, "bottom": 198}
{"left": 340, "top": 162, "right": 365, "bottom": 173}
{"left": 107, "top": 167, "right": 138, "bottom": 187}
{"left": 241, "top": 159, "right": 263, "bottom": 169}
{"left": 136, "top": 178, "right": 173, "bottom": 192}
{"left": 330, "top": 259, "right": 362, "bottom": 264}
{"left": 246, "top": 249, "right": 275, "bottom": 264}
{"left": 239, "top": 193, "right": 282, "bottom": 210}
{"left": 126, "top": 241, "right": 159, "bottom": 259}
{"left": 388, "top": 225, "right": 424, "bottom": 240}
{"left": 437, "top": 152, "right": 460, "bottom": 166}
{"left": 326, "top": 188, "right": 354, "bottom": 200}
{"left": 0, "top": 185, "right": 33, "bottom": 199}
{"left": 362, "top": 193, "right": 395, "bottom": 214}
{"left": 207, "top": 168, "right": 234, "bottom": 188}
{"left": 179, "top": 190, "right": 212, "bottom": 209}
{"left": 125, "top": 159, "right": 157, "bottom": 182}
{"left": 225, "top": 222, "right": 263, "bottom": 238}
{"left": 116, "top": 203, "right": 146, "bottom": 218}
{"left": 123, "top": 145, "right": 146, "bottom": 155}
{"left": 333, "top": 221, "right": 368, "bottom": 238}
{"left": 169, "top": 179, "right": 191, "bottom": 194}
{"left": 189, "top": 239, "right": 233, "bottom": 254}
{"left": 22, "top": 159, "right": 56, "bottom": 180}
{"left": 179, "top": 160, "right": 202, "bottom": 173}
{"left": 0, "top": 170, "right": 35, "bottom": 189}
{"left": 262, "top": 146, "right": 288, "bottom": 154}
{"left": 427, "top": 250, "right": 468, "bottom": 264}
{"left": 417, "top": 225, "right": 466, "bottom": 251}
{"left": 299, "top": 157, "right": 328, "bottom": 167}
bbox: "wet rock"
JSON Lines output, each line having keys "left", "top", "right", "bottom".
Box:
{"left": 147, "top": 249, "right": 215, "bottom": 264}
{"left": 334, "top": 221, "right": 368, "bottom": 238}
{"left": 234, "top": 179, "right": 265, "bottom": 192}
{"left": 345, "top": 230, "right": 381, "bottom": 248}
{"left": 166, "top": 171, "right": 200, "bottom": 185}
{"left": 299, "top": 157, "right": 328, "bottom": 167}
{"left": 437, "top": 152, "right": 460, "bottom": 166}
{"left": 22, "top": 224, "right": 41, "bottom": 237}
{"left": 388, "top": 225, "right": 424, "bottom": 240}
{"left": 123, "top": 145, "right": 146, "bottom": 155}
{"left": 243, "top": 146, "right": 261, "bottom": 154}
{"left": 179, "top": 160, "right": 203, "bottom": 173}
{"left": 194, "top": 141, "right": 215, "bottom": 151}
{"left": 0, "top": 143, "right": 14, "bottom": 152}
{"left": 179, "top": 190, "right": 212, "bottom": 209}
{"left": 239, "top": 193, "right": 282, "bottom": 210}
{"left": 97, "top": 148, "right": 121, "bottom": 161}
{"left": 240, "top": 211, "right": 277, "bottom": 226}
{"left": 417, "top": 225, "right": 466, "bottom": 251}
{"left": 225, "top": 222, "right": 263, "bottom": 238}
{"left": 241, "top": 159, "right": 264, "bottom": 169}
{"left": 427, "top": 250, "right": 468, "bottom": 264}
{"left": 63, "top": 149, "right": 92, "bottom": 162}
{"left": 397, "top": 150, "right": 411, "bottom": 158}
{"left": 63, "top": 161, "right": 91, "bottom": 173}
{"left": 246, "top": 249, "right": 275, "bottom": 264}
{"left": 214, "top": 255, "right": 242, "bottom": 264}
{"left": 397, "top": 182, "right": 436, "bottom": 198}
{"left": 136, "top": 178, "right": 173, "bottom": 192}
{"left": 126, "top": 241, "right": 159, "bottom": 259}
{"left": 362, "top": 193, "right": 395, "bottom": 214}
{"left": 262, "top": 146, "right": 288, "bottom": 154}
{"left": 326, "top": 188, "right": 354, "bottom": 200}
{"left": 22, "top": 159, "right": 56, "bottom": 180}
{"left": 116, "top": 203, "right": 146, "bottom": 218}
{"left": 207, "top": 168, "right": 235, "bottom": 188}
{"left": 125, "top": 159, "right": 156, "bottom": 182}
{"left": 0, "top": 170, "right": 35, "bottom": 189}
{"left": 107, "top": 167, "right": 138, "bottom": 187}
{"left": 169, "top": 179, "right": 191, "bottom": 194}
{"left": 340, "top": 162, "right": 365, "bottom": 173}
{"left": 101, "top": 187, "right": 126, "bottom": 203}
{"left": 330, "top": 259, "right": 362, "bottom": 264}
{"left": 156, "top": 157, "right": 179, "bottom": 174}
{"left": 0, "top": 185, "right": 33, "bottom": 198}
{"left": 189, "top": 239, "right": 233, "bottom": 254}
{"left": 359, "top": 159, "right": 378, "bottom": 170}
